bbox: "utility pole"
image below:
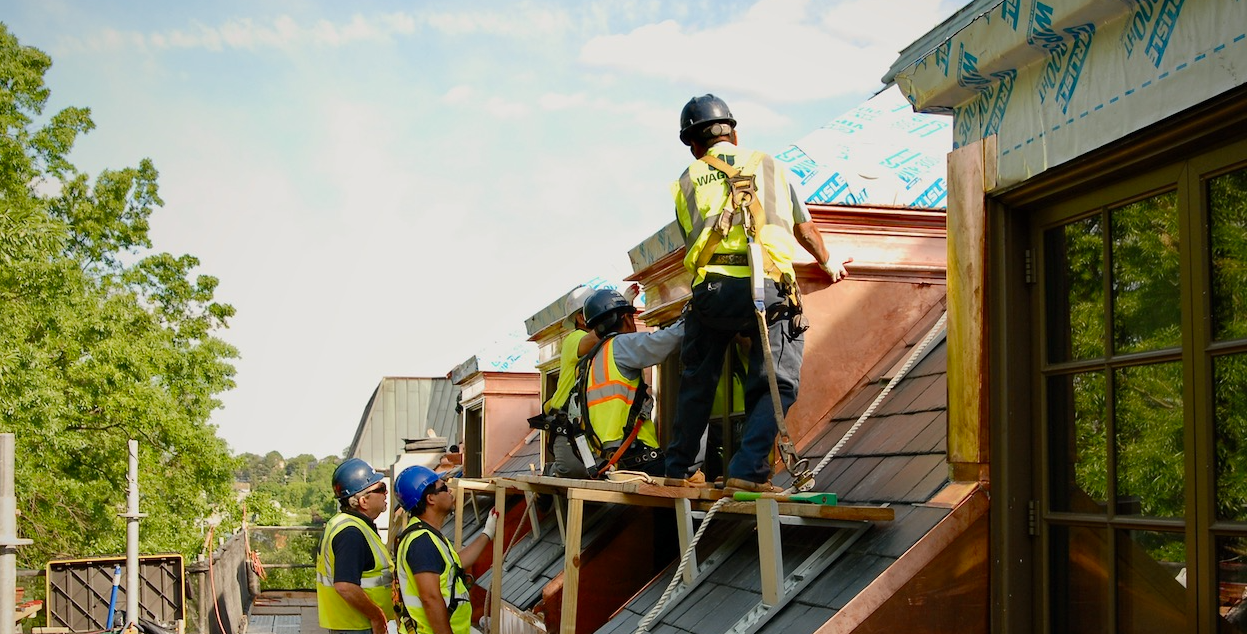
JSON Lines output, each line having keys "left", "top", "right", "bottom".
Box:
{"left": 0, "top": 434, "right": 33, "bottom": 634}
{"left": 122, "top": 440, "right": 146, "bottom": 631}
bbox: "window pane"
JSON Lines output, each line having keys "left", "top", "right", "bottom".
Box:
{"left": 1117, "top": 529, "right": 1188, "bottom": 633}
{"left": 1111, "top": 191, "right": 1181, "bottom": 354}
{"left": 1214, "top": 353, "right": 1247, "bottom": 522}
{"left": 1210, "top": 167, "right": 1247, "bottom": 341}
{"left": 1217, "top": 536, "right": 1247, "bottom": 630}
{"left": 1050, "top": 524, "right": 1109, "bottom": 633}
{"left": 1115, "top": 363, "right": 1185, "bottom": 518}
{"left": 1049, "top": 372, "right": 1107, "bottom": 513}
{"left": 1046, "top": 216, "right": 1105, "bottom": 362}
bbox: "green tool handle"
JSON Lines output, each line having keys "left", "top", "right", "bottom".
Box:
{"left": 731, "top": 491, "right": 837, "bottom": 505}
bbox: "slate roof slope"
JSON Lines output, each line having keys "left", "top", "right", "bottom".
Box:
{"left": 490, "top": 429, "right": 543, "bottom": 478}
{"left": 476, "top": 503, "right": 627, "bottom": 611}
{"left": 599, "top": 306, "right": 950, "bottom": 634}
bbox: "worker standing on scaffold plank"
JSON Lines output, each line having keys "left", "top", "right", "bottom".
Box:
{"left": 665, "top": 94, "right": 851, "bottom": 493}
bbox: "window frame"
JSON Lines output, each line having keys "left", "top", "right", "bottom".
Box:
{"left": 1019, "top": 136, "right": 1247, "bottom": 633}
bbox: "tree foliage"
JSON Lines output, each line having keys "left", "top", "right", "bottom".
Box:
{"left": 0, "top": 24, "right": 239, "bottom": 566}
{"left": 235, "top": 452, "right": 341, "bottom": 524}
{"left": 234, "top": 452, "right": 342, "bottom": 590}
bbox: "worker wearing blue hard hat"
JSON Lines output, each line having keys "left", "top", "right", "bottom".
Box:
{"left": 316, "top": 458, "right": 395, "bottom": 634}
{"left": 391, "top": 465, "right": 497, "bottom": 634}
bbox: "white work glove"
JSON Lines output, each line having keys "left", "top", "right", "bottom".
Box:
{"left": 820, "top": 256, "right": 851, "bottom": 283}
{"left": 622, "top": 282, "right": 641, "bottom": 303}
{"left": 482, "top": 508, "right": 499, "bottom": 541}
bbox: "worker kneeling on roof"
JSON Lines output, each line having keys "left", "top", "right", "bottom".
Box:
{"left": 553, "top": 288, "right": 683, "bottom": 478}
{"left": 392, "top": 466, "right": 497, "bottom": 634}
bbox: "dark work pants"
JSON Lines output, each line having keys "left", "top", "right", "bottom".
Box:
{"left": 665, "top": 274, "right": 803, "bottom": 483}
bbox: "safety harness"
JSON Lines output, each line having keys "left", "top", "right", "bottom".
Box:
{"left": 573, "top": 333, "right": 657, "bottom": 477}
{"left": 695, "top": 152, "right": 813, "bottom": 489}
{"left": 391, "top": 518, "right": 473, "bottom": 634}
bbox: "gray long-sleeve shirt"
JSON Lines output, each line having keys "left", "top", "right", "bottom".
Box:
{"left": 606, "top": 319, "right": 685, "bottom": 381}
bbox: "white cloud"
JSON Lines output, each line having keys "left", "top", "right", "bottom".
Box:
{"left": 579, "top": 0, "right": 950, "bottom": 103}
{"left": 539, "top": 92, "right": 587, "bottom": 110}
{"left": 59, "top": 7, "right": 573, "bottom": 55}
{"left": 424, "top": 7, "right": 573, "bottom": 37}
{"left": 442, "top": 85, "right": 474, "bottom": 104}
{"left": 484, "top": 96, "right": 531, "bottom": 119}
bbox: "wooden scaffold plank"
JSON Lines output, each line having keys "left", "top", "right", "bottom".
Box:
{"left": 559, "top": 497, "right": 585, "bottom": 634}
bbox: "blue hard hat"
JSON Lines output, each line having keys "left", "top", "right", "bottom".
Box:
{"left": 583, "top": 288, "right": 635, "bottom": 329}
{"left": 332, "top": 458, "right": 385, "bottom": 500}
{"left": 395, "top": 465, "right": 441, "bottom": 513}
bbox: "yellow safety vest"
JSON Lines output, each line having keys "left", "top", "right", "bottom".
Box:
{"left": 316, "top": 512, "right": 396, "bottom": 630}
{"left": 585, "top": 338, "right": 659, "bottom": 449}
{"left": 396, "top": 519, "right": 472, "bottom": 634}
{"left": 673, "top": 146, "right": 799, "bottom": 285}
{"left": 544, "top": 329, "right": 588, "bottom": 413}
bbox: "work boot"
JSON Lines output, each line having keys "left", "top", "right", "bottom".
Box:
{"left": 723, "top": 478, "right": 782, "bottom": 493}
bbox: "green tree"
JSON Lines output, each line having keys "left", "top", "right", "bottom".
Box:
{"left": 0, "top": 24, "right": 239, "bottom": 565}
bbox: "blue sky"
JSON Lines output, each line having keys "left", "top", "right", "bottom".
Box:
{"left": 4, "top": 0, "right": 962, "bottom": 457}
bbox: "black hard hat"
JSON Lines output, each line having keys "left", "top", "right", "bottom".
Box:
{"left": 679, "top": 94, "right": 736, "bottom": 146}
{"left": 332, "top": 458, "right": 385, "bottom": 500}
{"left": 583, "top": 288, "right": 636, "bottom": 329}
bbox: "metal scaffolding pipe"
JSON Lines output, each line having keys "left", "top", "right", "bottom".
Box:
{"left": 124, "top": 440, "right": 143, "bottom": 629}
{"left": 1, "top": 434, "right": 33, "bottom": 634}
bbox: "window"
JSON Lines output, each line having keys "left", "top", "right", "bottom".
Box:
{"left": 1035, "top": 139, "right": 1247, "bottom": 632}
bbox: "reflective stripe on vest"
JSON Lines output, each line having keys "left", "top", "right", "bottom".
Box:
{"left": 315, "top": 513, "right": 396, "bottom": 630}
{"left": 675, "top": 147, "right": 798, "bottom": 283}
{"left": 584, "top": 338, "right": 659, "bottom": 449}
{"left": 397, "top": 520, "right": 471, "bottom": 634}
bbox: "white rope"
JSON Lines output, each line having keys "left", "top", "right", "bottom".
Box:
{"left": 804, "top": 311, "right": 947, "bottom": 483}
{"left": 633, "top": 310, "right": 947, "bottom": 633}
{"left": 633, "top": 497, "right": 730, "bottom": 634}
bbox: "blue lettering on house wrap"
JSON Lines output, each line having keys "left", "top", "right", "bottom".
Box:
{"left": 842, "top": 188, "right": 869, "bottom": 206}
{"left": 1037, "top": 45, "right": 1068, "bottom": 105}
{"left": 1056, "top": 24, "right": 1095, "bottom": 114}
{"left": 882, "top": 148, "right": 920, "bottom": 169}
{"left": 954, "top": 67, "right": 1016, "bottom": 147}
{"left": 936, "top": 41, "right": 952, "bottom": 76}
{"left": 1121, "top": 0, "right": 1158, "bottom": 59}
{"left": 1028, "top": 3, "right": 1067, "bottom": 53}
{"left": 775, "top": 146, "right": 820, "bottom": 185}
{"left": 985, "top": 69, "right": 1015, "bottom": 136}
{"left": 912, "top": 179, "right": 948, "bottom": 208}
{"left": 1146, "top": 0, "right": 1184, "bottom": 67}
{"left": 907, "top": 119, "right": 950, "bottom": 138}
{"left": 827, "top": 118, "right": 864, "bottom": 134}
{"left": 957, "top": 44, "right": 993, "bottom": 90}
{"left": 895, "top": 155, "right": 939, "bottom": 185}
{"left": 1001, "top": 0, "right": 1021, "bottom": 30}
{"left": 808, "top": 172, "right": 849, "bottom": 204}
